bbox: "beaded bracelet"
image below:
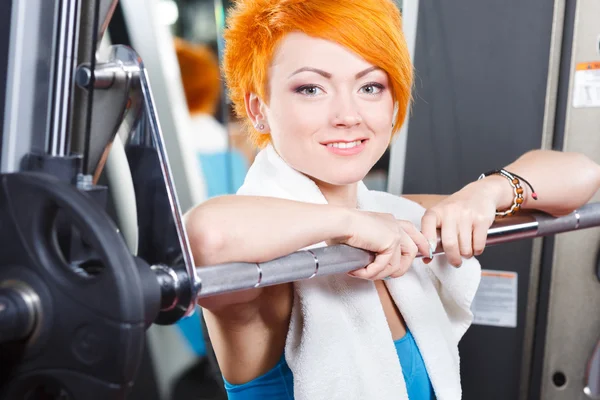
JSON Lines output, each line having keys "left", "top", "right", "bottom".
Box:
{"left": 478, "top": 169, "right": 538, "bottom": 217}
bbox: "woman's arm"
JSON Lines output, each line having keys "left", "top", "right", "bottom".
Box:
{"left": 481, "top": 149, "right": 600, "bottom": 215}
{"left": 185, "top": 195, "right": 430, "bottom": 308}
{"left": 185, "top": 196, "right": 348, "bottom": 309}
{"left": 185, "top": 196, "right": 352, "bottom": 266}
{"left": 418, "top": 150, "right": 600, "bottom": 266}
{"left": 404, "top": 150, "right": 600, "bottom": 214}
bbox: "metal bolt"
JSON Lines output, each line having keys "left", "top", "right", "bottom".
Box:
{"left": 75, "top": 66, "right": 93, "bottom": 89}
{"left": 76, "top": 173, "right": 94, "bottom": 190}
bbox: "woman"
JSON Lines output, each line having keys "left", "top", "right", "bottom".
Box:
{"left": 184, "top": 0, "right": 600, "bottom": 399}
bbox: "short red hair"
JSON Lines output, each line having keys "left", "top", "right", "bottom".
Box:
{"left": 223, "top": 0, "right": 412, "bottom": 148}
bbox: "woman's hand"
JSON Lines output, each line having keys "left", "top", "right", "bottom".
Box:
{"left": 420, "top": 181, "right": 499, "bottom": 267}
{"left": 337, "top": 210, "right": 431, "bottom": 280}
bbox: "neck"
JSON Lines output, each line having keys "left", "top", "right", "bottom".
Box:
{"left": 313, "top": 179, "right": 358, "bottom": 208}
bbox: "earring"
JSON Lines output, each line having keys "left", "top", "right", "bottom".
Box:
{"left": 255, "top": 122, "right": 265, "bottom": 131}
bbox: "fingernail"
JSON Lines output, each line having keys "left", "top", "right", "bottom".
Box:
{"left": 428, "top": 240, "right": 436, "bottom": 259}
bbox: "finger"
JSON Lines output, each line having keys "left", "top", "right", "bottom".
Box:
{"left": 393, "top": 239, "right": 418, "bottom": 277}
{"left": 421, "top": 210, "right": 441, "bottom": 265}
{"left": 441, "top": 217, "right": 462, "bottom": 267}
{"left": 472, "top": 218, "right": 489, "bottom": 256}
{"left": 397, "top": 221, "right": 431, "bottom": 260}
{"left": 350, "top": 250, "right": 391, "bottom": 279}
{"left": 373, "top": 246, "right": 403, "bottom": 280}
{"left": 421, "top": 238, "right": 436, "bottom": 265}
{"left": 420, "top": 209, "right": 441, "bottom": 246}
{"left": 458, "top": 217, "right": 474, "bottom": 258}
{"left": 391, "top": 232, "right": 418, "bottom": 278}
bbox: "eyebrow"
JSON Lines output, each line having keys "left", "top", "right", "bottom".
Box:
{"left": 288, "top": 66, "right": 380, "bottom": 79}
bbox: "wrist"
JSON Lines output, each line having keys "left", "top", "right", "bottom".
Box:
{"left": 324, "top": 204, "right": 354, "bottom": 243}
{"left": 475, "top": 174, "right": 518, "bottom": 210}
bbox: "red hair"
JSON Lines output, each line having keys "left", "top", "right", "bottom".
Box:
{"left": 223, "top": 0, "right": 412, "bottom": 148}
{"left": 174, "top": 38, "right": 222, "bottom": 115}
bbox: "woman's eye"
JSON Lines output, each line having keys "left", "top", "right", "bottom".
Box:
{"left": 360, "top": 83, "right": 384, "bottom": 95}
{"left": 295, "top": 85, "right": 323, "bottom": 96}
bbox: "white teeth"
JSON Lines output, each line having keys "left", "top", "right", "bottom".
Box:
{"left": 326, "top": 140, "right": 362, "bottom": 149}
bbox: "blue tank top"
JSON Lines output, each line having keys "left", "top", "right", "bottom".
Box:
{"left": 223, "top": 329, "right": 435, "bottom": 400}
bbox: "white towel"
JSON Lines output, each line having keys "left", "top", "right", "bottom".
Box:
{"left": 237, "top": 144, "right": 481, "bottom": 400}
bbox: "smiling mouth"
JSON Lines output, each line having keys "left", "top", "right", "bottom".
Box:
{"left": 323, "top": 139, "right": 368, "bottom": 149}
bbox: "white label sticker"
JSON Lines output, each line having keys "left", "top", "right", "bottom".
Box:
{"left": 471, "top": 269, "right": 518, "bottom": 328}
{"left": 573, "top": 62, "right": 600, "bottom": 108}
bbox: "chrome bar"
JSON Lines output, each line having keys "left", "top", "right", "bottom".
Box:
{"left": 196, "top": 246, "right": 374, "bottom": 297}
{"left": 194, "top": 202, "right": 600, "bottom": 298}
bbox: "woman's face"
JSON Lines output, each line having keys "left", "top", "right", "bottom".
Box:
{"left": 253, "top": 32, "right": 395, "bottom": 187}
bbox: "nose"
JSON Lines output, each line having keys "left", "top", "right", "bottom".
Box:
{"left": 331, "top": 94, "right": 362, "bottom": 128}
{"left": 333, "top": 114, "right": 363, "bottom": 127}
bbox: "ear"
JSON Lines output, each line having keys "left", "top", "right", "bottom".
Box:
{"left": 244, "top": 93, "right": 270, "bottom": 131}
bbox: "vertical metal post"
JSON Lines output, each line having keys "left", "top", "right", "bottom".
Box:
{"left": 2, "top": 0, "right": 58, "bottom": 173}
{"left": 47, "top": 0, "right": 81, "bottom": 157}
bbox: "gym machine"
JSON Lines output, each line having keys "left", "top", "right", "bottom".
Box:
{"left": 0, "top": 0, "right": 598, "bottom": 399}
